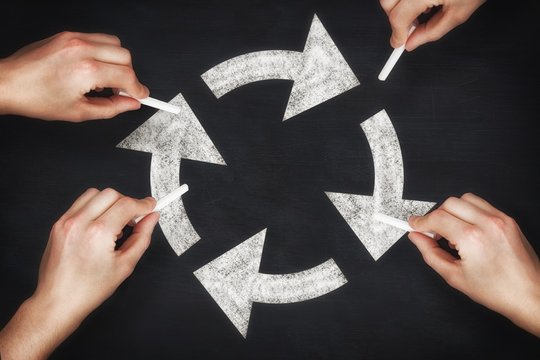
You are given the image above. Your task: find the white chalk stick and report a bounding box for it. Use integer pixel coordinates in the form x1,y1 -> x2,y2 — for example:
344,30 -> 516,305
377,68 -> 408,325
119,91 -> 181,114
373,212 -> 436,239
378,25 -> 417,81
133,184 -> 189,224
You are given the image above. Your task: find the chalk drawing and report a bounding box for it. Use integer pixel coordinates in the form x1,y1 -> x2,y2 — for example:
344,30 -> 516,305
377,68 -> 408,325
326,110 -> 436,260
117,93 -> 226,256
194,229 -> 347,337
201,14 -> 360,121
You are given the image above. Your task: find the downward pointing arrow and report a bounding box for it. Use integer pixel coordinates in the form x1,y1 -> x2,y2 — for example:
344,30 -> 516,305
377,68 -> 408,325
326,110 -> 436,260
201,14 -> 360,121
117,93 -> 226,256
194,229 -> 347,338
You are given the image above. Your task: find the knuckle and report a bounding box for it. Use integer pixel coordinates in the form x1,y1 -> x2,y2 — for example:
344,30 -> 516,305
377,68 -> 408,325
61,216 -> 81,234
461,192 -> 475,201
65,37 -> 88,50
428,209 -> 445,223
89,220 -> 107,236
487,215 -> 508,232
102,187 -> 121,199
57,30 -> 76,41
76,59 -> 100,75
463,224 -> 482,241
441,196 -> 459,209
116,196 -> 136,210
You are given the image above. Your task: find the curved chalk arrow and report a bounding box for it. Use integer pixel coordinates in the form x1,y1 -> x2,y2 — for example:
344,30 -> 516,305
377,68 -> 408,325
326,110 -> 436,260
201,14 -> 360,121
117,93 -> 226,256
194,229 -> 347,338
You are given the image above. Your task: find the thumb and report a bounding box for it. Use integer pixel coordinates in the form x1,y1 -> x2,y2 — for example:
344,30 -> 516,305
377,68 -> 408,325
118,212 -> 159,277
408,232 -> 462,288
78,95 -> 141,121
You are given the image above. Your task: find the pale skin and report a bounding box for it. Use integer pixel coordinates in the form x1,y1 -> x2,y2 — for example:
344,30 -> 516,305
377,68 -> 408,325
380,0 -> 487,50
0,31 -> 158,359
0,189 -> 159,359
0,31 -> 149,121
409,193 -> 540,337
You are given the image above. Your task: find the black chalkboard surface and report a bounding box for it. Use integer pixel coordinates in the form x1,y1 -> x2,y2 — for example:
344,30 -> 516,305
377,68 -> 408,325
1,1 -> 539,359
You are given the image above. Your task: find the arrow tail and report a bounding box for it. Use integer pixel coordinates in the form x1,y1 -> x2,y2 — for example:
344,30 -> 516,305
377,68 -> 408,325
251,259 -> 347,304
202,50 -> 301,98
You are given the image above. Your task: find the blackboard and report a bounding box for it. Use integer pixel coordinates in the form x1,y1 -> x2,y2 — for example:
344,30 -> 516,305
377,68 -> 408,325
1,1 -> 539,359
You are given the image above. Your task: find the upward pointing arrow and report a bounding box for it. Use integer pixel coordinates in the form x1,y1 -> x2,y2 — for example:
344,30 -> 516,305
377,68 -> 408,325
201,14 -> 360,121
326,110 -> 436,260
117,93 -> 226,256
194,229 -> 347,338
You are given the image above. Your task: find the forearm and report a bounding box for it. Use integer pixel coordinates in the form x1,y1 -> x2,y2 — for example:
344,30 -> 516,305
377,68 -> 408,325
0,294 -> 83,360
0,58 -> 13,115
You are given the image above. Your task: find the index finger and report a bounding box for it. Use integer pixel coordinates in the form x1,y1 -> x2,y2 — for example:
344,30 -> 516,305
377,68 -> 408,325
409,208 -> 470,248
89,62 -> 149,99
96,196 -> 156,234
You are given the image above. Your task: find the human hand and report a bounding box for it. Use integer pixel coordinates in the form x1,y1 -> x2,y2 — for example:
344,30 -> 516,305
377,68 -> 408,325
408,193 -> 540,337
379,0 -> 486,51
0,188 -> 159,359
0,31 -> 149,121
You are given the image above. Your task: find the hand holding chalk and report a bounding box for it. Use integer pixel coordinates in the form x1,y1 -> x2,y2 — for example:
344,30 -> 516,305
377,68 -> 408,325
133,184 -> 189,224
119,91 -> 181,114
373,212 -> 436,239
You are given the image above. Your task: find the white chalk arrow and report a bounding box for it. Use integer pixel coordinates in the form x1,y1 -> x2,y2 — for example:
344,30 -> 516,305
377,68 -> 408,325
194,229 -> 347,338
117,93 -> 226,256
201,14 -> 360,121
326,110 -> 436,260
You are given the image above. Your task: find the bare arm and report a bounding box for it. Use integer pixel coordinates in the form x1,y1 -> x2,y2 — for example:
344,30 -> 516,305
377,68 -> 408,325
408,193 -> 540,337
0,188 -> 159,359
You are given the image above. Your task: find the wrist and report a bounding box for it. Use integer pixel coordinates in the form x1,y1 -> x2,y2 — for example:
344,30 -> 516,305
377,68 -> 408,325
0,58 -> 17,116
507,277 -> 540,337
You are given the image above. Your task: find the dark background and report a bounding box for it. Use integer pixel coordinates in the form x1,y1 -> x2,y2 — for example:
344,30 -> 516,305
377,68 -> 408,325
1,1 -> 539,359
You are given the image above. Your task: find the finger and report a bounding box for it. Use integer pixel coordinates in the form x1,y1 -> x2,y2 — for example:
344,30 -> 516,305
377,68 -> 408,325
77,94 -> 141,121
96,196 -> 156,235
460,193 -> 505,217
409,209 -> 470,248
405,7 -> 463,51
64,32 -> 122,46
408,232 -> 462,285
117,212 -> 160,275
61,188 -> 100,218
86,62 -> 149,99
379,0 -> 400,15
87,42 -> 133,66
74,188 -> 124,222
438,196 -> 491,225
389,0 -> 439,47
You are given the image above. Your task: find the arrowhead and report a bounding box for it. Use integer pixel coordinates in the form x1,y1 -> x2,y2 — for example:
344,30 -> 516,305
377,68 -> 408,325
117,93 -> 226,166
326,192 -> 435,260
283,14 -> 360,121
193,229 -> 267,338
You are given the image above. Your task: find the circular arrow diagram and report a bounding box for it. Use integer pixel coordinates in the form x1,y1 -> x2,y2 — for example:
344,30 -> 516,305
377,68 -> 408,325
116,13 -> 436,339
